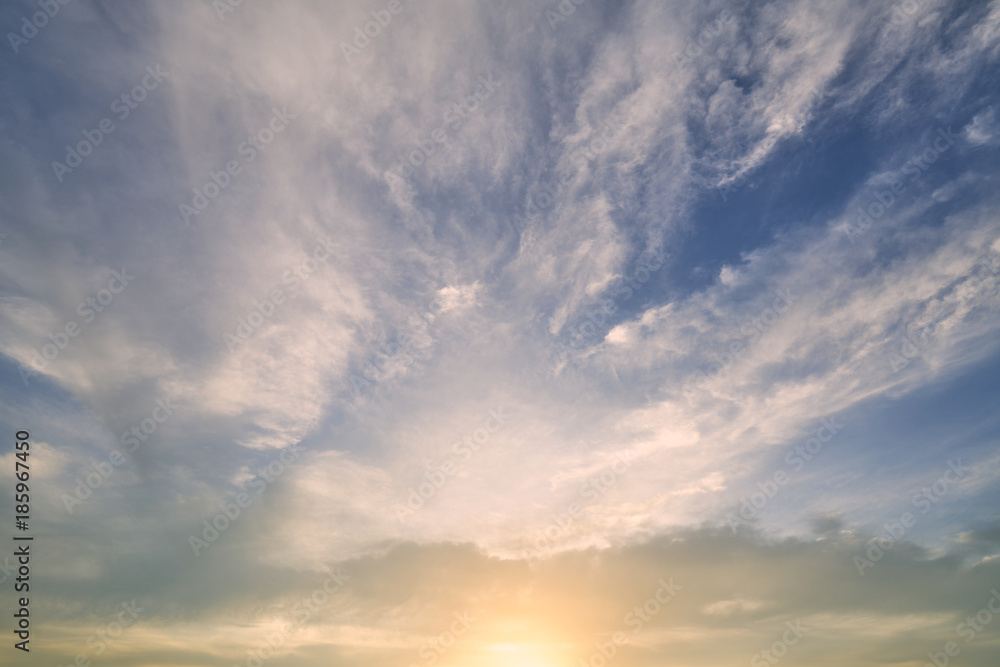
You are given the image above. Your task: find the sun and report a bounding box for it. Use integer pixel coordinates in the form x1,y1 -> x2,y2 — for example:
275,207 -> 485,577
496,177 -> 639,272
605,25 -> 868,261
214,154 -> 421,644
485,642 -> 560,667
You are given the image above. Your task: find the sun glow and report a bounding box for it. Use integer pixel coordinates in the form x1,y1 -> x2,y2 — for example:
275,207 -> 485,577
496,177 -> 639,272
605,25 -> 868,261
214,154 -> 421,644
485,642 -> 561,667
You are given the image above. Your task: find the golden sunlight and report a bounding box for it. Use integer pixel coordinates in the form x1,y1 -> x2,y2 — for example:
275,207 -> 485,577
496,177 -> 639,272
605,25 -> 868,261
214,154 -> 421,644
483,642 -> 565,667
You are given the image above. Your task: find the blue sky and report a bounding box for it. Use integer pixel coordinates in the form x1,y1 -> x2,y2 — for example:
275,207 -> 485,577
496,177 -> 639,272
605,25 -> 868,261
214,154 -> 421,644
1,0 -> 1000,665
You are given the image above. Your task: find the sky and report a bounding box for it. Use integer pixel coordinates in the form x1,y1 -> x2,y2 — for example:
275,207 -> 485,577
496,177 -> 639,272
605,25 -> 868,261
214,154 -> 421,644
1,0 -> 999,665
